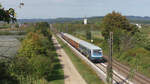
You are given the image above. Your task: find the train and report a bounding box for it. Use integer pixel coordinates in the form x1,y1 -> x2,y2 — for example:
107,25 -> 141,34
61,32 -> 103,62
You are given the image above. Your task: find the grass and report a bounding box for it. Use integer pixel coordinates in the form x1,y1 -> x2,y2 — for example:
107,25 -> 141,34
73,30 -> 150,78
31,55 -> 64,84
0,34 -> 64,84
0,31 -> 26,35
74,30 -> 104,40
49,55 -> 64,84
54,23 -> 150,78
42,36 -> 64,84
55,35 -> 104,84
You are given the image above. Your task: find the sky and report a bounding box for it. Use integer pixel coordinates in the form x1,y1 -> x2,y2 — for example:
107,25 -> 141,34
0,0 -> 150,19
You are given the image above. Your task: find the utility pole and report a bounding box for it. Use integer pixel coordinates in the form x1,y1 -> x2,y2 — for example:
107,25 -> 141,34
107,32 -> 113,84
66,24 -> 67,33
66,24 -> 68,33
65,24 -> 67,33
90,25 -> 93,43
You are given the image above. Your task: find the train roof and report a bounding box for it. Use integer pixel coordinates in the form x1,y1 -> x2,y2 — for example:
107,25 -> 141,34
79,40 -> 102,50
63,33 -> 102,50
63,33 -> 82,43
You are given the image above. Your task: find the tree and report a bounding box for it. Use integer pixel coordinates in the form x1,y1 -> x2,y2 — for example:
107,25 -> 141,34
101,11 -> 138,55
0,4 -> 16,23
35,22 -> 52,41
9,32 -> 54,83
132,31 -> 150,50
101,11 -> 131,40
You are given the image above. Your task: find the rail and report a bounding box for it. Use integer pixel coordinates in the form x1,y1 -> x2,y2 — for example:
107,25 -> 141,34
57,34 -> 134,84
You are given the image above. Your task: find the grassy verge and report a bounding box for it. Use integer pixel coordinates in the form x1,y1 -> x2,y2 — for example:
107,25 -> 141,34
72,31 -> 150,78
49,52 -> 64,84
55,35 -> 104,84
0,31 -> 26,35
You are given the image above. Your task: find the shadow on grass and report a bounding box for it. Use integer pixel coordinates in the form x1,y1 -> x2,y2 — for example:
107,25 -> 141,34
45,58 -> 64,82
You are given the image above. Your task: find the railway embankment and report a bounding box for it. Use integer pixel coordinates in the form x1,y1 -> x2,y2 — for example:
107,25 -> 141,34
55,34 -> 105,84
56,33 -> 150,84
53,36 -> 87,84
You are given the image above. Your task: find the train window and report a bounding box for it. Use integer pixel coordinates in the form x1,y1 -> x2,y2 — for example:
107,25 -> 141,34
93,50 -> 102,56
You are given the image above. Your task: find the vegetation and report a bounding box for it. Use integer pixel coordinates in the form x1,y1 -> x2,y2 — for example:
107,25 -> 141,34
0,4 -> 16,23
53,11 -> 150,78
0,22 -> 64,84
86,30 -> 92,40
55,34 -> 104,84
0,31 -> 26,35
101,11 -> 138,39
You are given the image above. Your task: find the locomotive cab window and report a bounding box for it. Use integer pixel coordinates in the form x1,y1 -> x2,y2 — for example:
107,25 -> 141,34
93,50 -> 102,56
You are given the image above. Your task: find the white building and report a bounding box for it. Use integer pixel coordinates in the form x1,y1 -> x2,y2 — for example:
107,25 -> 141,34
84,17 -> 88,25
136,24 -> 142,28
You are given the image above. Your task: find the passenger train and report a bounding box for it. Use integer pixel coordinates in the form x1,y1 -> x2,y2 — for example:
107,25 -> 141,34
61,32 -> 103,62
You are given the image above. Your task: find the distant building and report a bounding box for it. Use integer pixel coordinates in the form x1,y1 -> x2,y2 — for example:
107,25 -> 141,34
136,24 -> 142,28
84,17 -> 88,25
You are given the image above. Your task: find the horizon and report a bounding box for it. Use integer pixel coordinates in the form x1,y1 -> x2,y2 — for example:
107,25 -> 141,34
17,15 -> 150,19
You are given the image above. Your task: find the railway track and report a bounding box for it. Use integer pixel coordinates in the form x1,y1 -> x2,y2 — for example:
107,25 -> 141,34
57,34 -> 150,84
95,63 -> 130,84
103,56 -> 150,84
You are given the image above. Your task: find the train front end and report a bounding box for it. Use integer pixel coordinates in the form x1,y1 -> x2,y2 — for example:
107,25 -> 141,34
90,49 -> 103,62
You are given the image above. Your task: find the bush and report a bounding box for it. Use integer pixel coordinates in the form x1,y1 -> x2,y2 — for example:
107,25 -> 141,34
7,29 -> 56,83
0,60 -> 19,84
118,48 -> 150,74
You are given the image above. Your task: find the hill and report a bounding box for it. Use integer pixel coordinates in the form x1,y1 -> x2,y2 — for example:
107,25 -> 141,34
18,16 -> 150,24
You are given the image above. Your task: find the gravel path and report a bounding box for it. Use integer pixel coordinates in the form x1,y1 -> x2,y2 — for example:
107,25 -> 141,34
52,36 -> 87,84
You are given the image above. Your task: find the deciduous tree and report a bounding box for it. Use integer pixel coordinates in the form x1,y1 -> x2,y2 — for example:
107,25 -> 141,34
101,11 -> 139,55
0,4 -> 16,23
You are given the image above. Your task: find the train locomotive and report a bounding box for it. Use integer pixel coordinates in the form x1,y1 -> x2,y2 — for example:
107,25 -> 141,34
61,32 -> 103,62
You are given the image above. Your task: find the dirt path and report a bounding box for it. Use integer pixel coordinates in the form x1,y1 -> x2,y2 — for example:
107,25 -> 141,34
52,36 -> 87,84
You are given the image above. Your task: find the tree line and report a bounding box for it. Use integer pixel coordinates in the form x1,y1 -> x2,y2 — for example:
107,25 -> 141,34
53,11 -> 150,78
0,22 -> 61,84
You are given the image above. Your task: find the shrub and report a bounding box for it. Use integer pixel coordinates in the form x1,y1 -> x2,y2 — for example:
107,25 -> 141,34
8,30 -> 56,83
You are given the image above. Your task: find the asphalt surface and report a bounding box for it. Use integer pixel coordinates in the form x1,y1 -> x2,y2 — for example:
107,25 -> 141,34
0,35 -> 21,59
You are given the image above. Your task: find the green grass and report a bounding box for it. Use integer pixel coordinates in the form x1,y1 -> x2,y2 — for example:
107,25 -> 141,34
74,30 -> 103,40
0,31 -> 26,35
55,35 -> 104,84
73,30 -> 150,78
49,55 -> 64,84
53,23 -> 150,78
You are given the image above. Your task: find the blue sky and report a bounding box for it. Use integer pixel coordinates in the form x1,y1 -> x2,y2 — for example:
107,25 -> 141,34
1,0 -> 150,19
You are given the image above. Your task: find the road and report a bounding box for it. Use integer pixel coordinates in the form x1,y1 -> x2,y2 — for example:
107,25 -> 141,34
0,35 -> 21,59
52,36 -> 87,84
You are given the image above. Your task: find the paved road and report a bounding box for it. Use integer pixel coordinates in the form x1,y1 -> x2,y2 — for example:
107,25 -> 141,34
52,36 -> 87,84
0,35 -> 21,59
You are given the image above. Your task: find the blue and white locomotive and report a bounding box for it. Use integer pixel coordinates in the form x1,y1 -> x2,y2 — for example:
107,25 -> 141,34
61,33 -> 103,62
